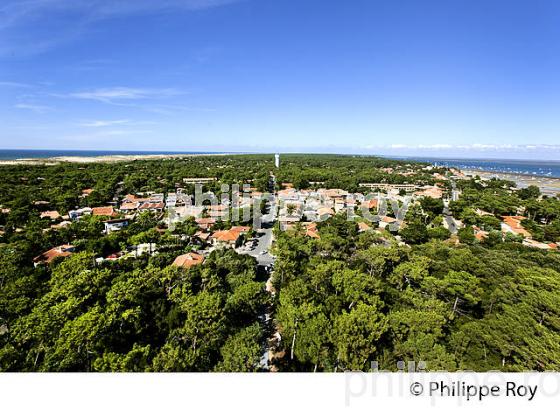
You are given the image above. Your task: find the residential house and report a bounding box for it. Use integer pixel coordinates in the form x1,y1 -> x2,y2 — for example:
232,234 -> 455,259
334,199 -> 346,213
303,222 -> 320,239
358,183 -> 417,192
210,226 -> 250,248
104,219 -> 129,234
173,252 -> 205,268
120,202 -> 139,213
379,215 -> 397,229
207,204 -> 229,219
284,222 -> 320,238
138,202 -> 165,212
358,222 -> 372,233
40,210 -> 61,220
194,230 -> 211,243
473,226 -> 489,241
132,243 -> 158,257
501,216 -> 531,238
277,188 -> 300,202
33,244 -> 75,267
195,217 -> 216,230
51,221 -> 72,230
360,198 -> 379,212
317,207 -> 334,221
68,207 -> 92,220
92,206 -> 118,218
175,206 -> 204,220
522,238 -> 558,250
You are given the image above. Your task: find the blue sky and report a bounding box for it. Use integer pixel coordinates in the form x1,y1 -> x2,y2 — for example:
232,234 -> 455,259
1,0 -> 560,159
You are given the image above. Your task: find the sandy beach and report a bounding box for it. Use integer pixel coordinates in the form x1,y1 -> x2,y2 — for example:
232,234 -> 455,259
463,169 -> 560,195
0,152 -> 230,166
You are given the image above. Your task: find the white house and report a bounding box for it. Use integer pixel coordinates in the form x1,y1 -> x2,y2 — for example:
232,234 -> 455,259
104,219 -> 129,234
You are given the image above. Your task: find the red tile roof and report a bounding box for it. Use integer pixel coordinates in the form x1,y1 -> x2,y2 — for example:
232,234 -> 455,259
120,202 -> 139,211
502,216 -> 531,238
381,216 -> 397,223
173,252 -> 204,268
138,202 -> 164,210
211,229 -> 242,243
92,206 -> 117,217
361,199 -> 378,209
303,222 -> 320,239
33,244 -> 75,265
195,218 -> 216,228
358,222 -> 372,232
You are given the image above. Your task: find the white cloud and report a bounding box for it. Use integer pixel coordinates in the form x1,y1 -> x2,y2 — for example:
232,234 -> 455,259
14,103 -> 53,113
145,104 -> 216,115
58,129 -> 154,143
0,1 -> 240,28
0,0 -> 241,56
79,119 -> 131,127
368,143 -> 560,153
0,80 -> 32,88
66,87 -> 181,104
78,119 -> 157,127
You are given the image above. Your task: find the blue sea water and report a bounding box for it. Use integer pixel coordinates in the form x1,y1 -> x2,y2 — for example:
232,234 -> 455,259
395,157 -> 560,178
0,149 -> 222,160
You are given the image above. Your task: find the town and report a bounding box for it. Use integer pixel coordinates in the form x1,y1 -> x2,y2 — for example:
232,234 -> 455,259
1,154 -> 559,372
15,155 -> 559,270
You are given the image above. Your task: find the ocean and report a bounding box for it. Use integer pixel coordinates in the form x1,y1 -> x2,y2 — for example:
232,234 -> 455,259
393,157 -> 560,178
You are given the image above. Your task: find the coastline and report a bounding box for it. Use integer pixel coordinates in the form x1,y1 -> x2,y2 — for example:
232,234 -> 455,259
2,152 -> 559,196
461,168 -> 560,194
0,152 -> 232,166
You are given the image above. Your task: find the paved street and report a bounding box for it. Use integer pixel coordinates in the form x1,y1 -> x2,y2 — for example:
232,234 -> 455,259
443,206 -> 458,235
248,179 -> 278,370
444,180 -> 460,235
238,197 -> 277,266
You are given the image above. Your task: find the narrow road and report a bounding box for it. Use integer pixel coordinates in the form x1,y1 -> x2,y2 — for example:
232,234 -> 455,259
237,179 -> 277,370
444,179 -> 459,234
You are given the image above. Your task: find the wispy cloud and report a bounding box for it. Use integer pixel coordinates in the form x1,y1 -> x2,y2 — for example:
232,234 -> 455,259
0,80 -> 32,88
14,103 -> 53,113
363,144 -> 560,158
0,0 -> 241,56
67,59 -> 116,71
366,143 -> 560,151
78,119 -> 157,127
145,104 -> 216,115
0,0 -> 240,28
66,87 -> 181,104
58,128 -> 154,143
79,119 -> 131,127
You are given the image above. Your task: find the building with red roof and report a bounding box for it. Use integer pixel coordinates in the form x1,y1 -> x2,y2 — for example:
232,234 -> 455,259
173,252 -> 205,268
33,244 -> 75,266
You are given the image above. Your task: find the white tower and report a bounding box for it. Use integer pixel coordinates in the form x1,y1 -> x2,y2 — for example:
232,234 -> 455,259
274,153 -> 280,168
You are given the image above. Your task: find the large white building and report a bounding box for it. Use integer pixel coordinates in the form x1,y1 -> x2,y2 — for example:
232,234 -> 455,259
275,154 -> 280,168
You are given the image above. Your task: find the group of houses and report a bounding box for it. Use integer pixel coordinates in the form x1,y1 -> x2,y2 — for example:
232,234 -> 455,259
463,211 -> 559,250
274,184 -> 445,231
28,174 -> 560,268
